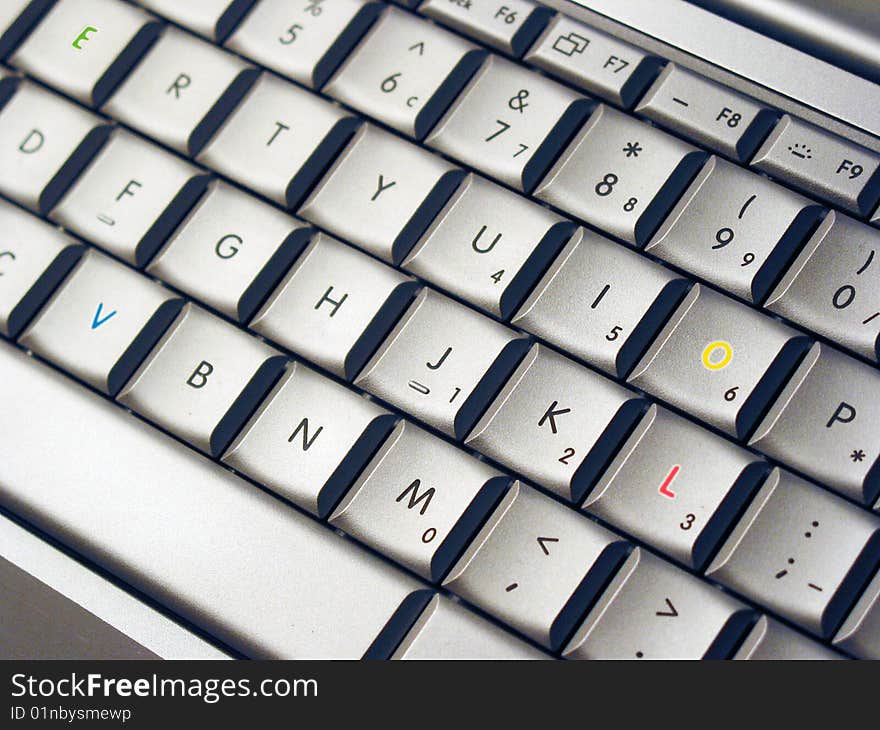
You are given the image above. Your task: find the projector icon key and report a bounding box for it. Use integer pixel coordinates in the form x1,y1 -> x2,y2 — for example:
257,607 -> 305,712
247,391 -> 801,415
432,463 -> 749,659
552,32 -> 590,57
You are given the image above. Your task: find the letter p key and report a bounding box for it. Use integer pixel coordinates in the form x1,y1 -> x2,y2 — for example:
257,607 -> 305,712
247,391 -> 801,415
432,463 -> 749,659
826,401 -> 857,428
72,26 -> 98,50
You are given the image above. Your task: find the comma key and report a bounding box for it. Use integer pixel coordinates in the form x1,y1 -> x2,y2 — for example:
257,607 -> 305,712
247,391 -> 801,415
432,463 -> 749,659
444,481 -> 629,649
750,342 -> 880,505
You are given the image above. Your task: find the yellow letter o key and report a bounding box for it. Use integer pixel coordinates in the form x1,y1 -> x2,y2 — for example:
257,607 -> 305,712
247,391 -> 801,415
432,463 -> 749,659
701,340 -> 733,371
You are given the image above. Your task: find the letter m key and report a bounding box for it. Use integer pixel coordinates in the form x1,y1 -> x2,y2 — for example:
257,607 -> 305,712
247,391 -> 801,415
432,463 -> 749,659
396,479 -> 435,515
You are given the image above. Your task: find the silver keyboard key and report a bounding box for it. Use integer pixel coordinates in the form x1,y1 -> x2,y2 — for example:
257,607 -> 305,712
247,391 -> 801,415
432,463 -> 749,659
707,468 -> 880,638
835,568 -> 880,659
646,156 -> 821,303
104,27 -> 257,155
635,64 -> 776,162
393,594 -> 546,659
51,129 -> 209,267
0,344 -> 424,659
444,480 -> 629,649
148,182 -> 310,323
628,284 -> 809,438
765,211 -> 880,363
355,288 -> 528,438
136,0 -> 254,42
0,1 -> 48,58
751,114 -> 880,216
330,419 -> 507,580
11,0 -> 160,107
0,82 -> 110,213
419,0 -> 551,57
226,0 -> 380,90
467,343 -> 645,503
20,249 -> 180,396
325,6 -> 482,139
734,616 -> 843,660
536,103 -> 705,246
583,404 -> 766,569
525,14 -> 658,108
251,233 -> 417,379
199,73 -> 358,208
565,548 -> 751,660
0,201 -> 81,338
223,361 -> 395,517
427,55 -> 590,192
402,173 -> 573,318
118,303 -> 286,456
749,342 -> 880,505
300,123 -> 462,263
513,227 -> 687,377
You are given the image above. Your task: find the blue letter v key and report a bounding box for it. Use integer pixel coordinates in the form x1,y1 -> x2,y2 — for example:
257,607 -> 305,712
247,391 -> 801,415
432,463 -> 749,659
91,302 -> 118,330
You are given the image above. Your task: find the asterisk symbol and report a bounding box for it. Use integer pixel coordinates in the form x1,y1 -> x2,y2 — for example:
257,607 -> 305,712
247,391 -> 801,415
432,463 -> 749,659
622,141 -> 643,158
851,449 -> 866,462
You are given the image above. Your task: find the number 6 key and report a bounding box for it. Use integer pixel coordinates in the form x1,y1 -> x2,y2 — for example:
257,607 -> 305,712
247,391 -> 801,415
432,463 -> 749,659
628,284 -> 810,438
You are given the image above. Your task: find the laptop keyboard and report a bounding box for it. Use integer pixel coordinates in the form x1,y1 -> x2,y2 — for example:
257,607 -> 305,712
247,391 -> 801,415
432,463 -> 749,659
0,0 -> 879,659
